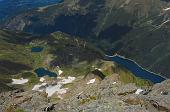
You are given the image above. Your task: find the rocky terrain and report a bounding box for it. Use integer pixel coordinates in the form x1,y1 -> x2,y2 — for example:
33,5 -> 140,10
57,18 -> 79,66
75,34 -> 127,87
0,29 -> 160,112
0,65 -> 169,112
0,0 -> 170,112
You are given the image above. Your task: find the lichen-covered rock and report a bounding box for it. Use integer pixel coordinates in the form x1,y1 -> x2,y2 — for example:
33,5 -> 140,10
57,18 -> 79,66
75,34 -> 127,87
149,79 -> 170,96
124,105 -> 150,112
115,83 -> 138,96
0,75 -> 170,112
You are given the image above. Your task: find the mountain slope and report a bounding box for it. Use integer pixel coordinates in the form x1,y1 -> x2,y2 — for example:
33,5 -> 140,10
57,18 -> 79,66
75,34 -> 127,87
3,0 -> 164,38
112,6 -> 170,78
2,0 -> 170,78
0,29 -> 104,92
0,0 -> 62,21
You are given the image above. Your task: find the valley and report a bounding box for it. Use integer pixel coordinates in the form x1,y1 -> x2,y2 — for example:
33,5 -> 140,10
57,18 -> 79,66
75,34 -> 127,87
0,0 -> 170,112
1,0 -> 170,78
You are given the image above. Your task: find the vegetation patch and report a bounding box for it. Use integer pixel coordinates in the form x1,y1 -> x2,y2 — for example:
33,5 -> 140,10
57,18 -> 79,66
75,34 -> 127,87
80,95 -> 97,105
0,83 -> 12,92
27,73 -> 39,87
16,108 -> 25,112
62,83 -> 73,88
118,67 -> 152,87
16,71 -> 39,87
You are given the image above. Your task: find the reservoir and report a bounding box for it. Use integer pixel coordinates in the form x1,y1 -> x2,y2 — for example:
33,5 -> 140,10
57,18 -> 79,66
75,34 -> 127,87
105,55 -> 166,83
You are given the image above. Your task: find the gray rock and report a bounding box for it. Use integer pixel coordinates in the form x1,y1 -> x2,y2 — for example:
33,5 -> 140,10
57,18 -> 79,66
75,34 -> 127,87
115,83 -> 138,96
124,105 -> 149,112
149,79 -> 170,96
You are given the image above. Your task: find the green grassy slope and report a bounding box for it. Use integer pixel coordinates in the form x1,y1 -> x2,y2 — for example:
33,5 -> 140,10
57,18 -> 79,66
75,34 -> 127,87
0,30 -> 104,91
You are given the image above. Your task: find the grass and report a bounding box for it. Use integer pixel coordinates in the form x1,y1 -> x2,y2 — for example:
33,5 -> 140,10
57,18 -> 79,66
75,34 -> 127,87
118,67 -> 152,87
0,42 -> 32,66
102,69 -> 111,76
62,83 -> 73,88
0,83 -> 12,92
0,30 -> 52,91
0,28 -> 154,93
80,96 -> 97,105
24,72 -> 39,87
16,108 -> 25,112
15,71 -> 39,88
4,105 -> 15,112
61,61 -> 92,77
0,31 -> 50,70
0,77 -> 12,83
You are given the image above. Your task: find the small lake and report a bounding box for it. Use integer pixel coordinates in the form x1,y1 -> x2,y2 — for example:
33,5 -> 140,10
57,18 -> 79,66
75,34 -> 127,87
105,55 -> 166,83
31,47 -> 44,52
34,68 -> 57,77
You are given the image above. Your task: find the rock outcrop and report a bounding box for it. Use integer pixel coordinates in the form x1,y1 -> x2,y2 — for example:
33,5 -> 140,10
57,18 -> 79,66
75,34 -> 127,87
0,72 -> 170,112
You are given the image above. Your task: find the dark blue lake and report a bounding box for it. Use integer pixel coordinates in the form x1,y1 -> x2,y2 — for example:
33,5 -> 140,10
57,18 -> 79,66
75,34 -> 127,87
31,47 -> 43,52
105,55 -> 166,83
34,68 -> 57,77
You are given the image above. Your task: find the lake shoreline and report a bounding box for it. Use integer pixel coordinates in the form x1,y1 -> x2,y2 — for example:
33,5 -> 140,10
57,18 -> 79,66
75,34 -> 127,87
105,54 -> 167,83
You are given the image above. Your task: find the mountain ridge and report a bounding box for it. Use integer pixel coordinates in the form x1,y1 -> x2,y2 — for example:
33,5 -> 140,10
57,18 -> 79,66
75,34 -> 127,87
0,1 -> 170,111
2,0 -> 170,78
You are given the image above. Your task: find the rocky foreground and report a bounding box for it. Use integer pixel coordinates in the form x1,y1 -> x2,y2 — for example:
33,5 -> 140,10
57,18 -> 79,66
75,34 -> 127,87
0,68 -> 170,112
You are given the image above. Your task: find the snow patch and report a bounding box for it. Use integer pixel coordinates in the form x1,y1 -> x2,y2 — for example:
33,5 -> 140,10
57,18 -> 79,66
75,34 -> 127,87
95,68 -> 102,71
40,77 -> 45,82
87,79 -> 96,84
60,76 -> 76,84
112,82 -> 117,85
135,89 -> 144,95
57,77 -> 65,79
57,88 -> 68,94
32,83 -> 47,92
163,7 -> 170,11
32,76 -> 76,97
46,85 -> 61,97
12,78 -> 28,85
58,70 -> 63,75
